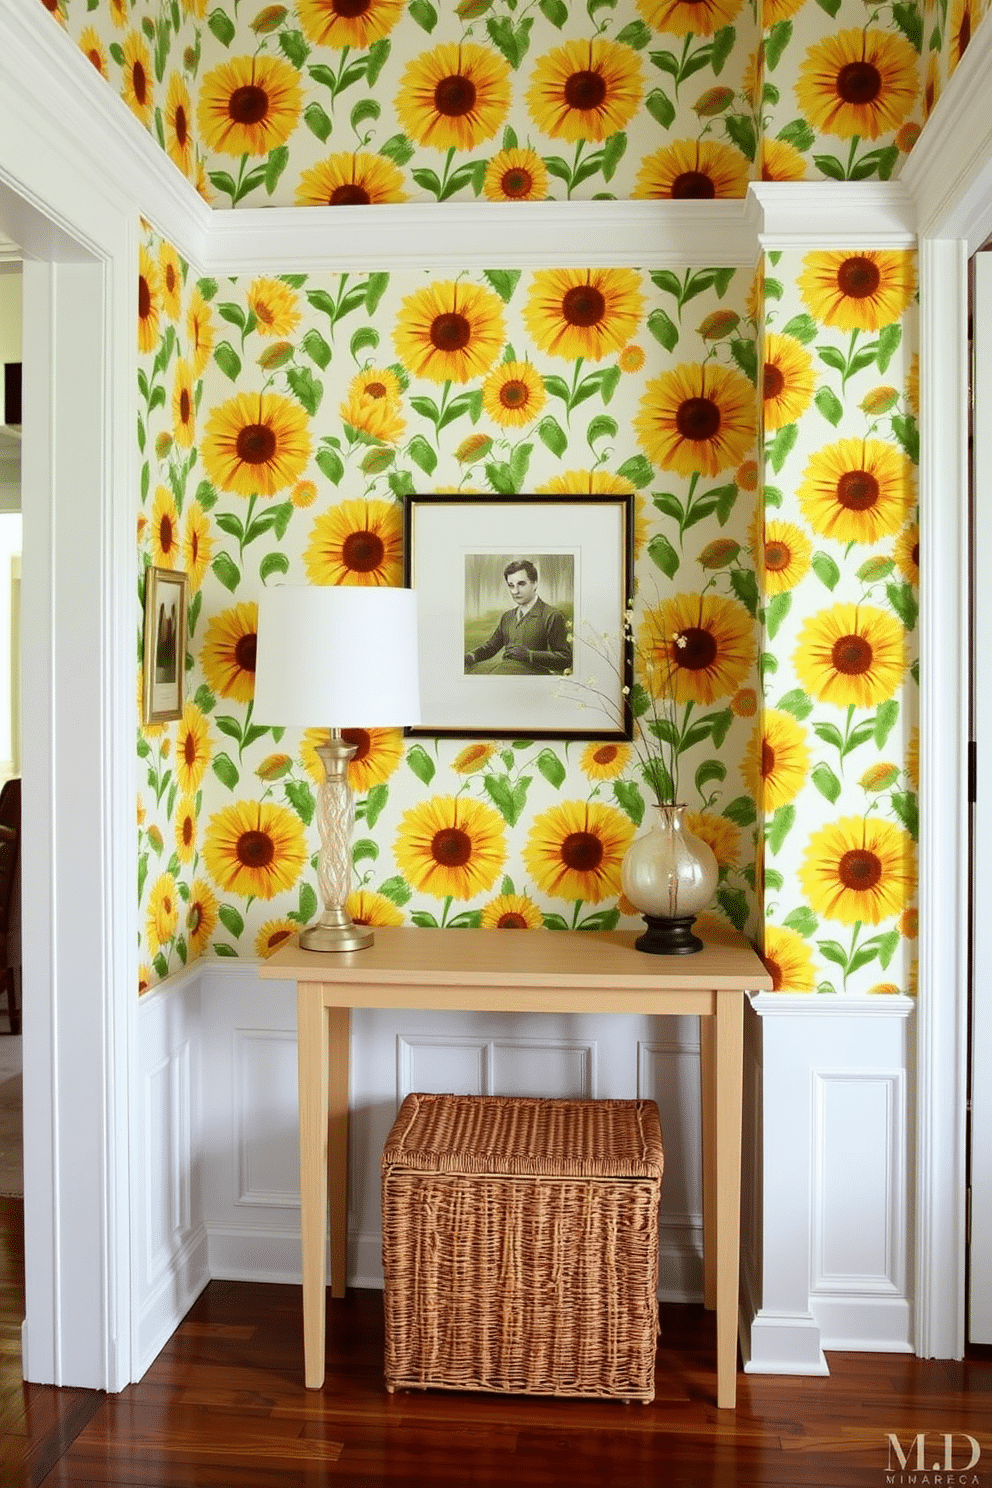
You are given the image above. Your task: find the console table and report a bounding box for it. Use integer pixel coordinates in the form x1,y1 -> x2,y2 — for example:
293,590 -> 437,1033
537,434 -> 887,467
259,924 -> 772,1409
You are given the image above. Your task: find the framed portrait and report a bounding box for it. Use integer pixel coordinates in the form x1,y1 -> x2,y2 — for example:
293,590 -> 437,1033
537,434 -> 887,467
404,493 -> 633,740
142,566 -> 189,725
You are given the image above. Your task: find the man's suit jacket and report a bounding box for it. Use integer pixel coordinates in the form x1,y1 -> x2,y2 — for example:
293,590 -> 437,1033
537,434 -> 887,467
466,596 -> 571,675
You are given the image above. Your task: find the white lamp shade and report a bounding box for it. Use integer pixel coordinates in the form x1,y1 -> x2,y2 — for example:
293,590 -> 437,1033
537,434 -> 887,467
254,585 -> 421,729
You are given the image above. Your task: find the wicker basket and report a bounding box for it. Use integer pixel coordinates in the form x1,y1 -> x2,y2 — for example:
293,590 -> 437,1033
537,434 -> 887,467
381,1093 -> 664,1403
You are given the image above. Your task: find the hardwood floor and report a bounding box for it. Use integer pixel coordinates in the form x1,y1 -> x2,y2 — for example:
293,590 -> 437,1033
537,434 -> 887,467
3,1192 -> 992,1486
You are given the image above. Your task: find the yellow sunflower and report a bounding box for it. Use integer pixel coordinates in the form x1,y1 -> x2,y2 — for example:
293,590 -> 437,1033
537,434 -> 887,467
394,279 -> 506,384
763,520 -> 812,594
797,250 -> 916,332
483,148 -> 549,202
742,709 -> 810,811
900,905 -> 918,939
799,815 -> 915,925
201,392 -> 312,498
480,894 -> 545,930
175,702 -> 212,794
394,795 -> 507,901
523,799 -> 634,904
138,964 -> 153,996
297,0 -> 405,48
348,889 -> 405,928
109,0 -> 127,26
762,924 -> 817,992
158,246 -> 182,325
796,28 -> 918,141
294,152 -> 409,206
164,72 -> 194,178
482,361 -> 547,429
301,726 -> 404,793
638,592 -> 756,706
536,469 -> 636,497
255,917 -> 298,957
303,498 -> 404,587
637,0 -> 746,36
632,139 -> 750,199
452,742 -> 498,774
349,367 -> 403,407
923,49 -> 941,121
172,359 -> 196,448
200,602 -> 258,704
523,268 -> 644,363
685,810 -> 740,868
526,38 -> 643,144
149,486 -> 181,569
950,0 -> 977,68
247,278 -> 300,339
340,389 -> 406,445
79,26 -> 108,75
186,879 -> 219,959
146,873 -> 179,956
798,438 -> 915,544
760,137 -> 808,182
620,344 -> 645,373
763,333 -> 816,432
581,741 -> 634,781
395,43 -> 512,152
183,502 -> 212,592
197,54 -> 302,157
138,245 -> 160,355
634,362 -> 755,478
203,799 -> 308,900
793,603 -> 907,708
174,795 -> 197,865
292,480 -> 318,509
187,286 -> 215,378
907,351 -> 919,415
732,687 -> 758,717
895,521 -> 919,583
121,31 -> 154,127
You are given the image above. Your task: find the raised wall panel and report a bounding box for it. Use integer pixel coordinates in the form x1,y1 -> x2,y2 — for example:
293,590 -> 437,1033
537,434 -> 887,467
234,1029 -> 300,1208
143,1045 -> 191,1279
396,1034 -> 488,1099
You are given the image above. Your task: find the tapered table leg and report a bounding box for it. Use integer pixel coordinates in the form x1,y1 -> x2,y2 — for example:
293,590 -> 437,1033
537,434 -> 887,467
297,988 -> 328,1389
699,1013 -> 716,1312
327,1005 -> 350,1300
714,990 -> 744,1410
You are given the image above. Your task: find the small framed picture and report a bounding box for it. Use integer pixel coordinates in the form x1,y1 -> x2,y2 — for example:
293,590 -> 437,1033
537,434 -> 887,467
142,566 -> 189,725
404,493 -> 634,740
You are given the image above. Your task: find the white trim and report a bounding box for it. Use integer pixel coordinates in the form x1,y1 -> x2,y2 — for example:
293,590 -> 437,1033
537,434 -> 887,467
749,182 -> 917,248
749,994 -> 915,1019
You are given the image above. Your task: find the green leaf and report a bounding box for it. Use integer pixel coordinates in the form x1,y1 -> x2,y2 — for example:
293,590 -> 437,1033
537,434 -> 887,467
645,87 -> 676,129
211,552 -> 241,593
285,779 -> 315,826
287,366 -> 323,416
783,906 -> 818,937
539,0 -> 568,23
280,28 -> 309,65
891,414 -> 919,464
647,306 -> 679,352
409,434 -> 438,476
723,795 -> 757,826
212,752 -> 240,790
303,100 -> 333,142
537,414 -> 568,458
486,13 -> 533,67
874,698 -> 899,747
812,551 -> 841,590
892,790 -> 919,839
768,422 -> 799,474
587,414 -> 618,449
350,97 -> 381,132
766,591 -> 791,640
213,341 -> 241,381
886,580 -> 918,631
730,568 -> 759,617
717,886 -> 749,933
302,327 -> 332,370
364,783 -> 389,828
647,532 -> 680,579
725,114 -> 757,162
613,779 -> 645,826
379,875 -> 412,907
768,804 -> 795,854
616,454 -> 654,489
316,444 -> 344,485
812,720 -> 844,749
818,939 -> 850,969
777,687 -> 813,720
352,838 -> 379,864
217,903 -> 244,938
848,942 -> 883,976
777,119 -> 815,152
815,385 -> 844,426
695,758 -> 727,791
409,0 -> 437,28
298,881 -> 318,924
207,7 -> 235,44
812,761 -> 842,803
536,748 -> 566,789
411,911 -> 439,928
782,314 -> 818,346
406,744 -> 435,785
380,133 -> 415,167
765,18 -> 793,69
484,773 -> 530,826
893,0 -> 923,48
813,152 -> 846,180
483,269 -> 521,302
265,145 -> 289,194
365,273 -> 390,314
877,323 -> 903,372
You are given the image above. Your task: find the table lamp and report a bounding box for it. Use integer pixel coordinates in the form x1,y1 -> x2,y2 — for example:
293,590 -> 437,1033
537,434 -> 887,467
254,585 -> 421,952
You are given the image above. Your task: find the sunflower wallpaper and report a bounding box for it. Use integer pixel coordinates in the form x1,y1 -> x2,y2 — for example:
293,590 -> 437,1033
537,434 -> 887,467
42,0 -> 990,202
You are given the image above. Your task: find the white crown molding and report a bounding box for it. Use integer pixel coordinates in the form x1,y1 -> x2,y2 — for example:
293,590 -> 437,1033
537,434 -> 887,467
749,993 -> 915,1018
748,182 -> 917,249
901,11 -> 992,250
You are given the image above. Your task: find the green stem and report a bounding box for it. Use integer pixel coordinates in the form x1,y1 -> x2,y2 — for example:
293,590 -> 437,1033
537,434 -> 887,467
679,471 -> 701,544
841,328 -> 860,392
570,899 -> 584,930
437,147 -> 456,200
439,894 -> 453,929
238,700 -> 254,762
565,356 -> 585,421
240,493 -> 257,560
845,134 -> 861,181
843,919 -> 862,992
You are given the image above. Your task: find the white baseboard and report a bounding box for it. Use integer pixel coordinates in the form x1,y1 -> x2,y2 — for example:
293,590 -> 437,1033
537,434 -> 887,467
207,1222 -> 307,1285
813,1294 -> 914,1353
742,1309 -> 829,1376
135,1222 -> 210,1381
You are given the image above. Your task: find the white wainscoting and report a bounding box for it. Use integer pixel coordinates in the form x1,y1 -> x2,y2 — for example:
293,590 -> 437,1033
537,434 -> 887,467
132,961 -> 915,1382
741,993 -> 915,1377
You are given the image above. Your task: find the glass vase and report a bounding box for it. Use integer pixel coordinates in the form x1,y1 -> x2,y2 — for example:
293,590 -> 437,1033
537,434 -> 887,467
621,803 -> 718,955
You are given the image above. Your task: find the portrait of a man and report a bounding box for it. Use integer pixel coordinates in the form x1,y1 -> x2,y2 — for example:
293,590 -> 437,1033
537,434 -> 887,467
463,556 -> 573,676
